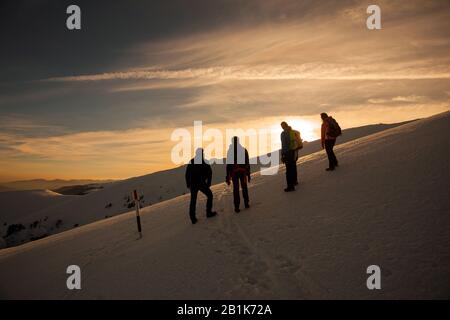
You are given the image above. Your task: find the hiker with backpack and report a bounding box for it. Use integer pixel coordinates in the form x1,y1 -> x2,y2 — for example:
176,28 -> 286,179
321,113 -> 341,171
226,136 -> 251,213
280,122 -> 303,192
185,148 -> 217,224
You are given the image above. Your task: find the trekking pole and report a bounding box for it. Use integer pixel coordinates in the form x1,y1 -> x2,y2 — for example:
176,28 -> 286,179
133,189 -> 142,239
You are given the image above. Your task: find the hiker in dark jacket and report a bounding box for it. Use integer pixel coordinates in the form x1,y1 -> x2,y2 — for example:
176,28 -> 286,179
185,148 -> 217,224
226,137 -> 251,213
280,122 -> 298,192
321,113 -> 339,171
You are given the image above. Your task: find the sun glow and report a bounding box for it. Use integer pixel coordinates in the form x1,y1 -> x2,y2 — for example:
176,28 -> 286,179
286,118 -> 320,142
269,117 -> 321,143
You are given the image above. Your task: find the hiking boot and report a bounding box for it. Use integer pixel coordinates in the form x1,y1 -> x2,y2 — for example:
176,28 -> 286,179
206,211 -> 217,218
234,208 -> 240,213
284,187 -> 295,192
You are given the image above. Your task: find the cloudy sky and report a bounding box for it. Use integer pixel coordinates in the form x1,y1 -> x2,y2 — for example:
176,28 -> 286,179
0,0 -> 449,182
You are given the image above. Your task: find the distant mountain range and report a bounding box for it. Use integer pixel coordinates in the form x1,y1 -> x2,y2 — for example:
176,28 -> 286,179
0,179 -> 116,192
1,121 -> 415,194
0,186 -> 13,192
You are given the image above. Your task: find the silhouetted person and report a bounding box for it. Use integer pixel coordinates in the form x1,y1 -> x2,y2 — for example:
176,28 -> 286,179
226,137 -> 251,213
321,113 -> 340,171
185,148 -> 217,224
280,122 -> 298,192
289,125 -> 302,185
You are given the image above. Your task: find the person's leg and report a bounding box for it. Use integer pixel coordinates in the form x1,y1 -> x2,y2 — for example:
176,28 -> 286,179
286,151 -> 296,189
324,140 -> 331,167
240,173 -> 249,207
232,175 -> 240,210
293,153 -> 298,184
189,188 -> 199,222
285,161 -> 291,187
325,140 -> 335,170
330,139 -> 338,167
199,185 -> 214,214
289,162 -> 296,187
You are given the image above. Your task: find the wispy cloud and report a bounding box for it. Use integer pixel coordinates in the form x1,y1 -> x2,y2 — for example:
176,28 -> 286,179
0,114 -> 67,137
368,95 -> 428,104
391,95 -> 426,103
45,63 -> 450,84
10,128 -> 169,162
43,2 -> 450,87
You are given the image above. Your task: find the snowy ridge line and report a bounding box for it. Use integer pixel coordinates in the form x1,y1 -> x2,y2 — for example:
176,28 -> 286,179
0,119 -> 424,253
1,120 -> 421,249
0,111 -> 449,299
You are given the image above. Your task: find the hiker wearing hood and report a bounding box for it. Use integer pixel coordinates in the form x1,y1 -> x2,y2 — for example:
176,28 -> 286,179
226,137 -> 251,213
185,148 -> 217,224
321,113 -> 341,171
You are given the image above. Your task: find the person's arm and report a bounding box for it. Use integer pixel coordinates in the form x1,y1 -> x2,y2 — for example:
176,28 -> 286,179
245,149 -> 251,181
185,163 -> 191,188
281,132 -> 289,155
225,147 -> 232,184
226,164 -> 232,185
321,123 -> 326,149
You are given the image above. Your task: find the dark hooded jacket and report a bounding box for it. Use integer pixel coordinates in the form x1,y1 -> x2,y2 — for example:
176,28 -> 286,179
185,156 -> 212,189
226,141 -> 250,179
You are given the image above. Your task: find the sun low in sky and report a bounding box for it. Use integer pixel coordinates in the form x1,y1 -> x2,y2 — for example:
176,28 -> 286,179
0,0 -> 449,182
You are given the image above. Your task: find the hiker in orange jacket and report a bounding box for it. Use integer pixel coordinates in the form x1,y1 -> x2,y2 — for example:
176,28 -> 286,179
321,113 -> 339,171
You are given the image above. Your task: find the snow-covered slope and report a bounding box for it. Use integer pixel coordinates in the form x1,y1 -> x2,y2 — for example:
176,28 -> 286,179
0,189 -> 72,223
0,112 -> 449,299
0,121 -> 411,248
0,190 -> 75,245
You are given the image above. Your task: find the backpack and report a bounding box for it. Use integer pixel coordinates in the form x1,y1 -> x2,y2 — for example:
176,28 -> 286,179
229,145 -> 249,175
289,129 -> 303,150
327,117 -> 342,138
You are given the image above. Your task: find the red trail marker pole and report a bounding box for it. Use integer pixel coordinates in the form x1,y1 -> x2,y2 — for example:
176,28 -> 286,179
133,190 -> 142,239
